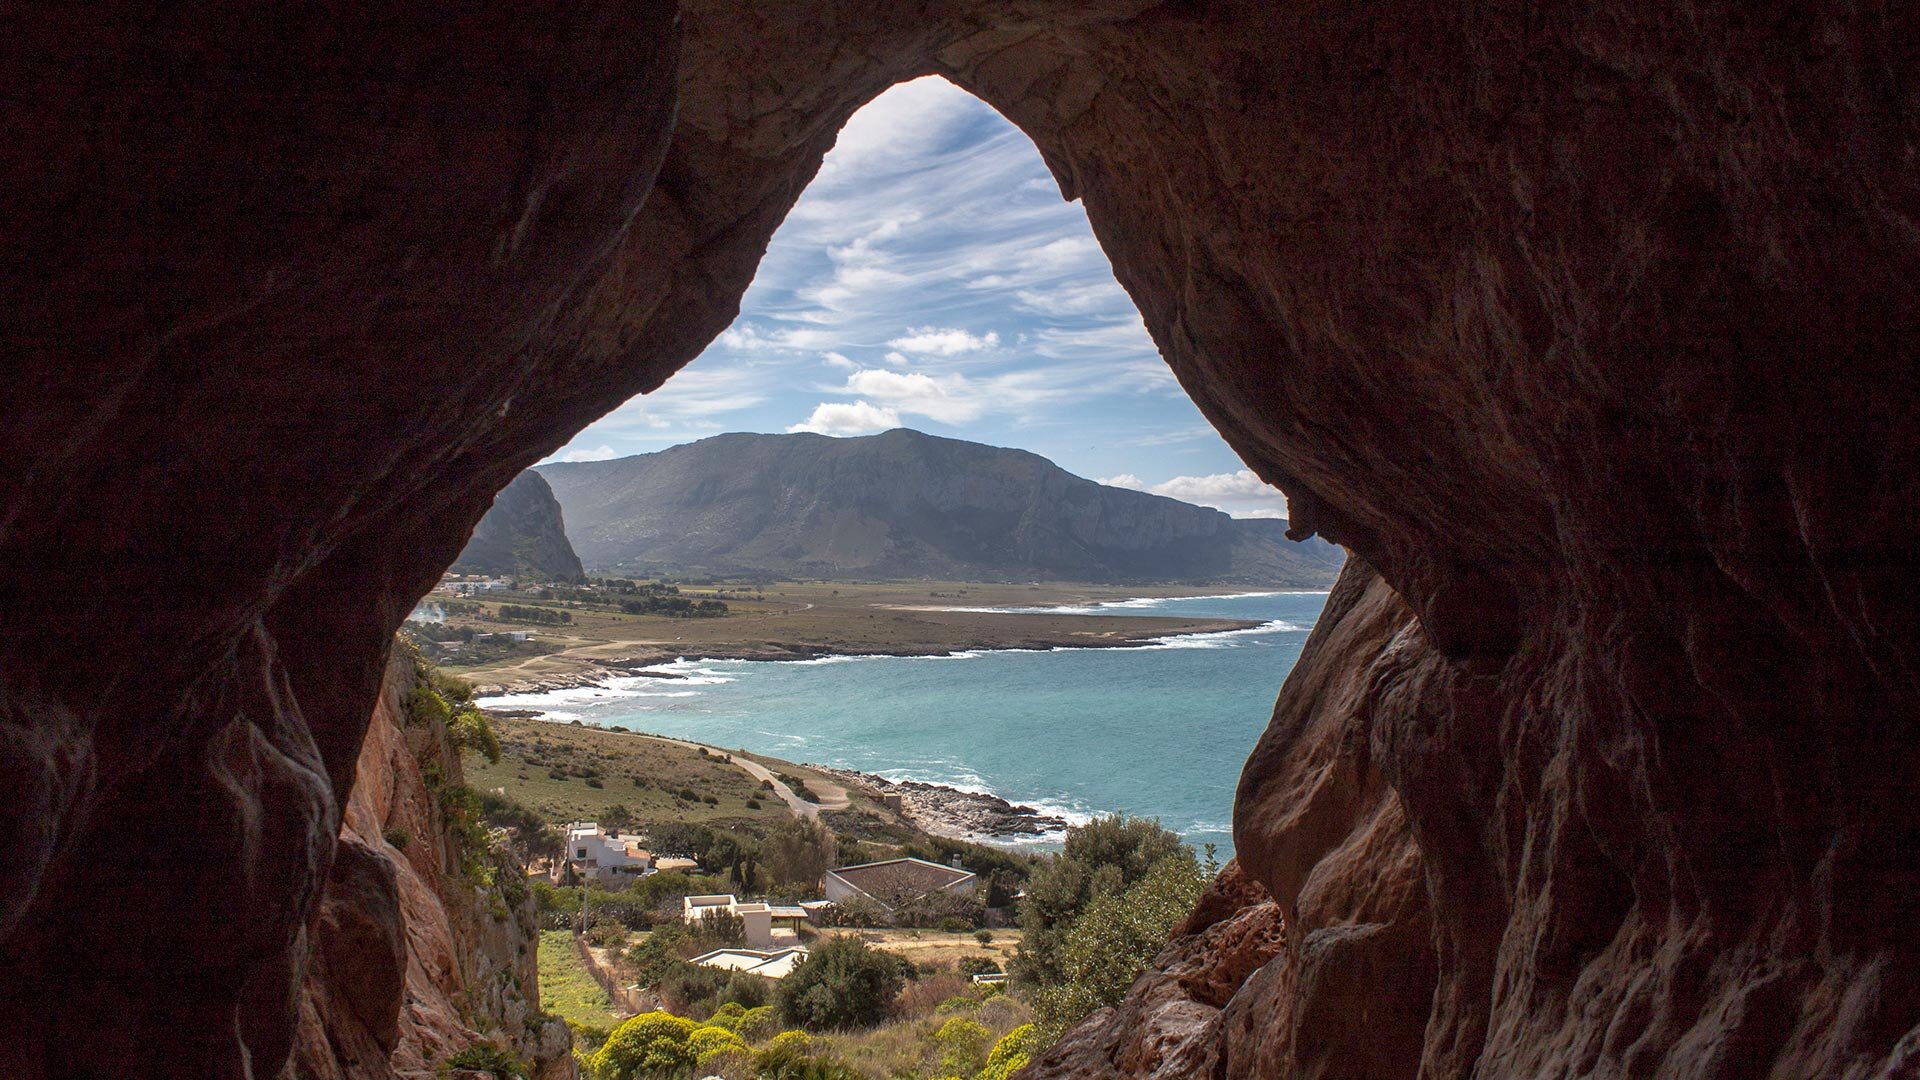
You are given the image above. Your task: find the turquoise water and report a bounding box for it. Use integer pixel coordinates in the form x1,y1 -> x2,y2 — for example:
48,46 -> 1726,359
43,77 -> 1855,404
479,591 -> 1328,859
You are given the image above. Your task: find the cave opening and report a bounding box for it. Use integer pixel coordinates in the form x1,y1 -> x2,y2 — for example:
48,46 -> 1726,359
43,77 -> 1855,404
7,4 -> 1918,1079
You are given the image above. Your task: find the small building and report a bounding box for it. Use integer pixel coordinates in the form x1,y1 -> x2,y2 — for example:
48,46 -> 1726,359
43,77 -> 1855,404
564,822 -> 651,883
971,972 -> 1010,986
684,895 -> 807,949
688,947 -> 810,980
822,857 -> 978,912
653,855 -> 701,873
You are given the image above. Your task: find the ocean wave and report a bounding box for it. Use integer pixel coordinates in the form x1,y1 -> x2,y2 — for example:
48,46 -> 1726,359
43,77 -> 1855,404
1138,618 -> 1309,649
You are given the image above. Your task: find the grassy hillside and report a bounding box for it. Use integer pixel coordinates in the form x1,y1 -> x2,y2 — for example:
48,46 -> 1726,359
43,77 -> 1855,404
465,717 -> 796,831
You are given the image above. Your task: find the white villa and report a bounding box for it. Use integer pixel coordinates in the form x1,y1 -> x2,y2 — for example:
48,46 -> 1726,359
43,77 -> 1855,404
822,857 -> 978,912
563,822 -> 651,883
683,894 -> 807,950
688,946 -> 810,979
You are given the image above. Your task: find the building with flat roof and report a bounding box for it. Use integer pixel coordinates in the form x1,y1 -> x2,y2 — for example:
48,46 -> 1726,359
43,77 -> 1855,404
688,947 -> 810,980
822,857 -> 978,912
563,822 -> 651,883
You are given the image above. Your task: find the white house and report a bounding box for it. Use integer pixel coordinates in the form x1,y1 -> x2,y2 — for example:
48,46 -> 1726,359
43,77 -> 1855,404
822,857 -> 977,912
682,895 -> 806,950
688,946 -> 810,980
564,822 -> 651,882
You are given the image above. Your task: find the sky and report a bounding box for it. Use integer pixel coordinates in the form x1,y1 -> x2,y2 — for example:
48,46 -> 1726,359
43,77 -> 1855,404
548,76 -> 1290,520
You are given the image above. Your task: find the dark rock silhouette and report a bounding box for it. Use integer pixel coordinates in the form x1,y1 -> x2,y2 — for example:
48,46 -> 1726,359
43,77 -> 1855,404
453,470 -> 586,582
3,2 -> 1917,1078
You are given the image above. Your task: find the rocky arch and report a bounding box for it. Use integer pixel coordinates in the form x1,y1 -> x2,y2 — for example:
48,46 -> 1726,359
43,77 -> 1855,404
4,2 -> 1917,1078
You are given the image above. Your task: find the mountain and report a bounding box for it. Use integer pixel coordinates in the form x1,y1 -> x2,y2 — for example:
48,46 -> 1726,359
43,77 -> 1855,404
536,430 -> 1345,585
452,470 -> 585,580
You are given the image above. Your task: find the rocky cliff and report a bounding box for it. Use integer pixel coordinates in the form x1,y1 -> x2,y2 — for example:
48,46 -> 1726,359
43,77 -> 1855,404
539,430 -> 1343,585
291,647 -> 574,1080
453,471 -> 586,582
4,2 -> 1917,1078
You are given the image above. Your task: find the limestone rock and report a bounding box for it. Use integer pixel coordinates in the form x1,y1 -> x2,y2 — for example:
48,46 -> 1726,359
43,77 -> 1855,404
3,1 -> 1918,1077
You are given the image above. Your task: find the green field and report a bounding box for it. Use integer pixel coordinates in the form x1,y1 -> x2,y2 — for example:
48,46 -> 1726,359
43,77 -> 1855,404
538,930 -> 622,1030
465,718 -> 798,831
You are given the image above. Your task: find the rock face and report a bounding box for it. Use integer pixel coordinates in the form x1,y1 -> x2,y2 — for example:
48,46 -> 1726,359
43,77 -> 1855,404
3,2 -> 1917,1079
291,649 -> 573,1080
539,429 -> 1344,585
453,471 -> 587,582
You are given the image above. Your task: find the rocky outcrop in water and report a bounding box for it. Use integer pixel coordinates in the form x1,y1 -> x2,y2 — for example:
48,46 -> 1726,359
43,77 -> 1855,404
453,471 -> 586,582
539,430 -> 1343,585
816,767 -> 1072,841
4,2 -> 1917,1078
292,649 -> 574,1080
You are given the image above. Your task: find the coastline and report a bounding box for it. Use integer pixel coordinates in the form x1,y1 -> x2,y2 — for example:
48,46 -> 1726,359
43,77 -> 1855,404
463,616 -> 1263,695
812,765 -> 1076,844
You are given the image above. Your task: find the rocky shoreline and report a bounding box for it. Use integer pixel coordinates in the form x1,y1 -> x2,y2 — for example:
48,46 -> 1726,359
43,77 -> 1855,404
813,766 -> 1073,843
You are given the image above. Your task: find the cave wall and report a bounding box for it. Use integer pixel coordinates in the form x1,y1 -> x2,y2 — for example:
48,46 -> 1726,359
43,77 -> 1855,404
3,1 -> 1916,1077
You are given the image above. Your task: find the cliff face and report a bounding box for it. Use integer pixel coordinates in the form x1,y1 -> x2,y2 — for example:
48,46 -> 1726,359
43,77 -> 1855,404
539,430 -> 1343,584
453,471 -> 586,582
3,2 -> 1917,1078
291,649 -> 573,1080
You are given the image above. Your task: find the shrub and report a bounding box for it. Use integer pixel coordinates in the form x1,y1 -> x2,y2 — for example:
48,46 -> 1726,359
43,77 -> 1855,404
978,1024 -> 1042,1080
438,1043 -> 528,1079
745,799 -> 762,810
591,1011 -> 698,1079
933,1016 -> 991,1075
777,936 -> 906,1031
448,706 -> 502,764
958,957 -> 1002,979
706,1001 -> 748,1029
974,930 -> 994,946
585,923 -> 626,949
586,777 -> 604,789
736,1004 -> 781,1043
1032,855 -> 1208,1037
695,1045 -> 754,1079
934,993 -> 980,1016
938,916 -> 973,933
755,1030 -> 814,1074
893,974 -> 972,1021
382,826 -> 411,851
687,1025 -> 747,1060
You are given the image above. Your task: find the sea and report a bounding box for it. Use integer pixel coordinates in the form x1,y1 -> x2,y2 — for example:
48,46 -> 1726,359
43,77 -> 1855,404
476,591 -> 1329,860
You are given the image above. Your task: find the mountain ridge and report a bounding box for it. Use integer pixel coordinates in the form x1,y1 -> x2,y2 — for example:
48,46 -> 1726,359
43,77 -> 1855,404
536,429 -> 1344,586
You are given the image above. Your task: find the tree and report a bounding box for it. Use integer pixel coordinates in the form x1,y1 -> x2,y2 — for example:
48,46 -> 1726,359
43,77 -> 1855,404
1013,814 -> 1189,989
776,936 -> 906,1031
764,816 -> 834,889
1032,855 -> 1210,1037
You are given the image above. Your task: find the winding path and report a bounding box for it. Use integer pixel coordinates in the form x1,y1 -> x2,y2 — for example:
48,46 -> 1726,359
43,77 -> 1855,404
621,731 -> 849,820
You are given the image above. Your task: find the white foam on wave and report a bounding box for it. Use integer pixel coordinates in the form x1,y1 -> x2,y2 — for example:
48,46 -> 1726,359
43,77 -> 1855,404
1137,618 -> 1309,649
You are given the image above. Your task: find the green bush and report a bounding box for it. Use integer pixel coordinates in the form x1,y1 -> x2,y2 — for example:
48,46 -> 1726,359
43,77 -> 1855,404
448,705 -> 502,763
974,930 -> 994,946
754,1030 -> 814,1075
776,936 -> 905,1031
978,1024 -> 1042,1080
736,1004 -> 781,1043
1032,855 -> 1208,1037
687,1025 -> 747,1059
438,1043 -> 528,1079
382,826 -> 412,851
933,1016 -> 991,1075
591,1011 -> 698,1079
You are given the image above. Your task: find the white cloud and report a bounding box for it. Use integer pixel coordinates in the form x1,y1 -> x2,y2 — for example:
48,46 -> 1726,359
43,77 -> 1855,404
718,324 -> 842,352
844,369 -> 985,423
1099,474 -> 1144,489
558,444 -> 619,462
788,401 -> 902,436
1147,469 -> 1291,518
822,351 -> 856,369
887,326 -> 1000,356
884,351 -> 910,366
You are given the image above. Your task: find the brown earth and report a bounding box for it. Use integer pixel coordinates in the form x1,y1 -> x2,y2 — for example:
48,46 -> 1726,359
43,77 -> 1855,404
3,2 -> 1917,1079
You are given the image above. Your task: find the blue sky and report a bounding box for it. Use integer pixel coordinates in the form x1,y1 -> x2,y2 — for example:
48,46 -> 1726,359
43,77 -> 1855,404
549,77 -> 1289,519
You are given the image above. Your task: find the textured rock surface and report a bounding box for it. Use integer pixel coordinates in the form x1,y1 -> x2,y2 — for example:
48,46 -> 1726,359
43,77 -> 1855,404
291,652 -> 573,1080
453,471 -> 587,582
3,1 -> 1917,1078
540,429 -> 1344,584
